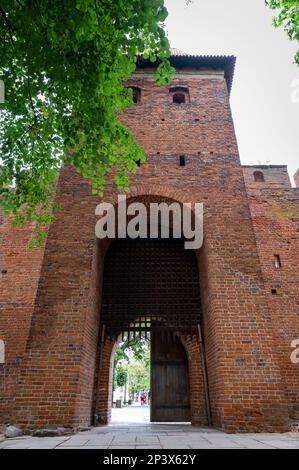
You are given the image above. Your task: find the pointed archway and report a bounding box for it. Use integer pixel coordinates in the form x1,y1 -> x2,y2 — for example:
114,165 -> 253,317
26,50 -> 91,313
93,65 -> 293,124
93,235 -> 209,426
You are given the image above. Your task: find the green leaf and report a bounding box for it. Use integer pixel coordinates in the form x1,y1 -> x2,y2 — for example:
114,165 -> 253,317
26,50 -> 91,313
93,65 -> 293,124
0,0 -> 172,247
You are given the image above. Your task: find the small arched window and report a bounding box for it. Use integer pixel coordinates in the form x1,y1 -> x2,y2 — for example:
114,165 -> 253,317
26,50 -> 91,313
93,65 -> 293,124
253,171 -> 265,182
173,93 -> 186,104
127,86 -> 141,104
170,86 -> 190,104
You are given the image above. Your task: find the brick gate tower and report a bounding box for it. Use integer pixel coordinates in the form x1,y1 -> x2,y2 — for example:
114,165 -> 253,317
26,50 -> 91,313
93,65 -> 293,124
0,51 -> 298,432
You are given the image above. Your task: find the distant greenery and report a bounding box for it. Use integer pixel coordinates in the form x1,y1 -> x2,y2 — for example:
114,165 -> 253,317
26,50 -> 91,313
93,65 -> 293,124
128,358 -> 150,396
113,335 -> 150,396
266,0 -> 299,65
0,1 -> 174,248
114,364 -> 127,388
114,334 -> 150,365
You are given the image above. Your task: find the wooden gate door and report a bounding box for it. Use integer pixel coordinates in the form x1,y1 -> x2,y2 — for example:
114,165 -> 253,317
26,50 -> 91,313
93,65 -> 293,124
151,331 -> 190,422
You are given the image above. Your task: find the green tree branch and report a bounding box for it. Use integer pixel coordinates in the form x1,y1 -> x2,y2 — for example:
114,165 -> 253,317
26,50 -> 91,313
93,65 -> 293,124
266,0 -> 299,65
0,0 -> 174,248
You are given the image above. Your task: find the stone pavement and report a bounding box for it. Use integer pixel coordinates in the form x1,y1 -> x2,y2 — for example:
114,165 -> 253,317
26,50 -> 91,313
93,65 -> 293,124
111,404 -> 150,423
0,424 -> 299,449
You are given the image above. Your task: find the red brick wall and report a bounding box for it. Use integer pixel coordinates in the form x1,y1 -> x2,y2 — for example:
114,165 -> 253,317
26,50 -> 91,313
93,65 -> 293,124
180,334 -> 208,426
94,335 -> 116,425
1,67 -> 295,432
0,215 -> 48,423
243,165 -> 299,420
11,173 -> 102,429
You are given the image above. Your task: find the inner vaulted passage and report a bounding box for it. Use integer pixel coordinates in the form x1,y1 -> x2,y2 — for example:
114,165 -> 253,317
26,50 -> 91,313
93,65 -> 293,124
93,237 -> 209,425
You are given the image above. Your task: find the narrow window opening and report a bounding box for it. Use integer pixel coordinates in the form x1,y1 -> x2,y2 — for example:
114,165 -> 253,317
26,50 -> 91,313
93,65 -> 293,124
127,86 -> 141,104
253,171 -> 265,182
170,86 -> 190,104
173,93 -> 186,104
133,88 -> 141,104
271,289 -> 277,295
274,255 -> 281,269
180,155 -> 186,167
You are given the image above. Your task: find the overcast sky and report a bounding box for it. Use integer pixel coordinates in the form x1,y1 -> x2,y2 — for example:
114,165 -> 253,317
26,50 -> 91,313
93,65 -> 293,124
164,0 -> 299,184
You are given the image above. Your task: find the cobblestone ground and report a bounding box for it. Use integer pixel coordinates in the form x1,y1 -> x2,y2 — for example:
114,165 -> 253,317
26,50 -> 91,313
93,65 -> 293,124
1,423 -> 299,449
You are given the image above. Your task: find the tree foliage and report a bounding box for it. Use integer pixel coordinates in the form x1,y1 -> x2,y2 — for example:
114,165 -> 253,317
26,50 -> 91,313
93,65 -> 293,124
114,334 -> 150,366
114,364 -> 127,388
128,359 -> 150,396
266,0 -> 299,65
0,1 -> 174,247
113,335 -> 150,394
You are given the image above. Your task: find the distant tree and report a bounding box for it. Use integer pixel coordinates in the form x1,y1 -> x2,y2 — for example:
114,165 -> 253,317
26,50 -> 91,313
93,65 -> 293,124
266,0 -> 299,65
114,364 -> 127,388
113,335 -> 150,395
128,360 -> 150,397
0,1 -> 174,247
114,335 -> 150,366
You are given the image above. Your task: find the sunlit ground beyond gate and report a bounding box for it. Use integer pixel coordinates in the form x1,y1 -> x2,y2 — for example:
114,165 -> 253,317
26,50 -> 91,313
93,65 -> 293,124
112,404 -> 150,423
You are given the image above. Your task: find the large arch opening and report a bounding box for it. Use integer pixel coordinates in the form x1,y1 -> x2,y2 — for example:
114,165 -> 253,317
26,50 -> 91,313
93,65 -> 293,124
92,202 -> 209,426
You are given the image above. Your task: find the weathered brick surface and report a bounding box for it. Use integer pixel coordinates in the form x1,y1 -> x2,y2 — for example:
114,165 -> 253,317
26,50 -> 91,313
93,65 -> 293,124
0,61 -> 298,432
0,216 -> 48,422
243,165 -> 299,420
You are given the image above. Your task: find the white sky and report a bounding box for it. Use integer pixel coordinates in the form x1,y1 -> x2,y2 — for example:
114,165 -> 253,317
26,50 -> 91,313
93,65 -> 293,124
165,0 -> 299,184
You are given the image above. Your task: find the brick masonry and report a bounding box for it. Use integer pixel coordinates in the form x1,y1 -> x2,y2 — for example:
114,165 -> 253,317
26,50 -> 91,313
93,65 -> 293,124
242,165 -> 299,421
0,56 -> 298,432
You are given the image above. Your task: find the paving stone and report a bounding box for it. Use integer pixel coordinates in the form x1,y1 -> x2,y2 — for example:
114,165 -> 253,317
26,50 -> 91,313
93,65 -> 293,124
188,443 -> 214,449
135,436 -> 159,444
87,437 -> 117,446
257,441 -> 299,449
58,437 -> 90,447
3,445 -> 32,449
0,438 -> 33,448
1,425 -> 299,449
57,446 -> 109,449
158,439 -> 192,449
161,444 -> 191,449
26,443 -> 62,449
203,437 -> 245,447
135,445 -> 163,449
110,436 -> 137,445
108,445 -> 136,449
